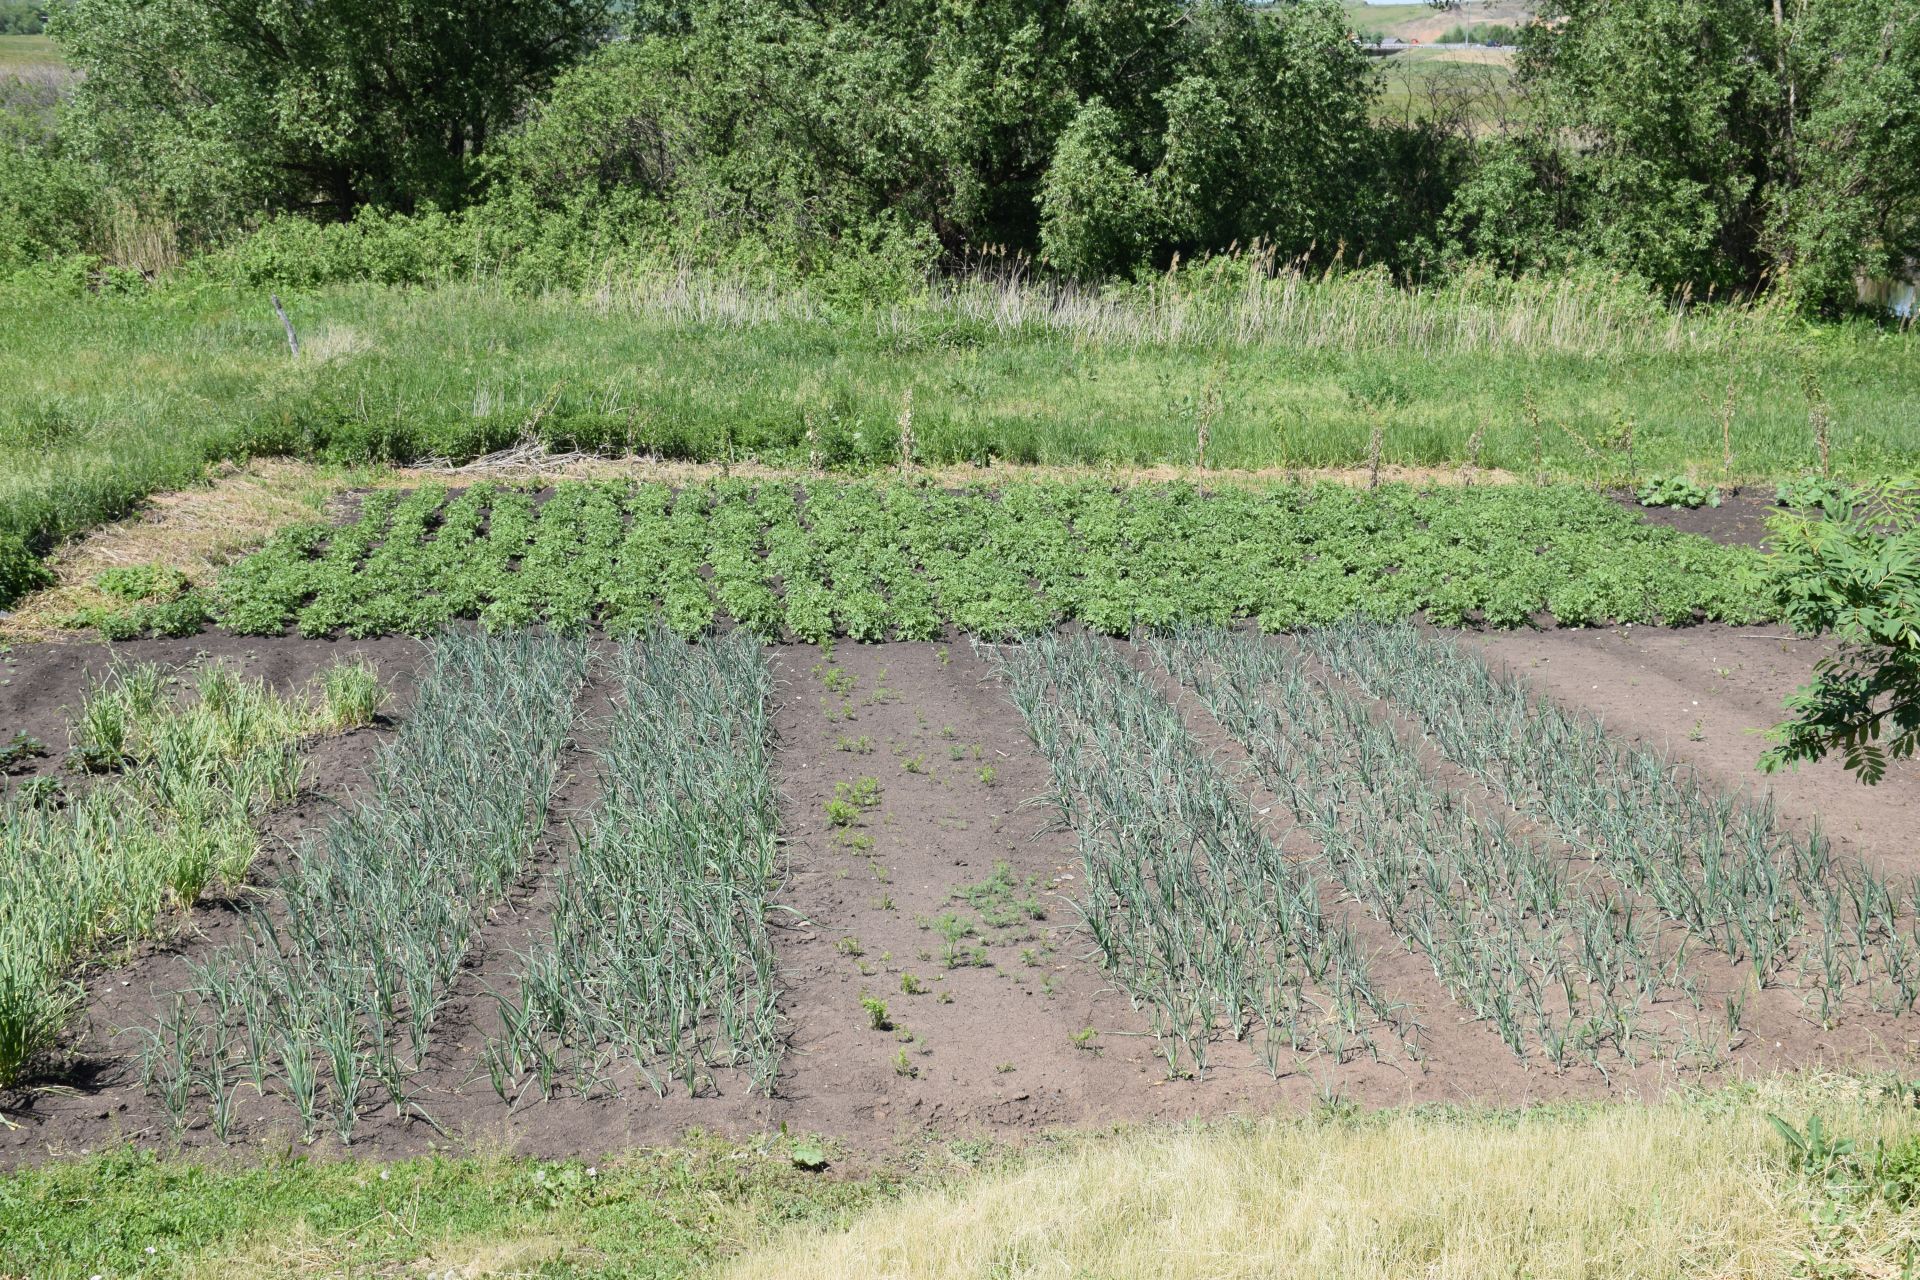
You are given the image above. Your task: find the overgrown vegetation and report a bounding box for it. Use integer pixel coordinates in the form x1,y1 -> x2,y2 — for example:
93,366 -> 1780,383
0,657 -> 376,1088
4,0 -> 1913,310
201,478 -> 1770,643
2,275 -> 1913,609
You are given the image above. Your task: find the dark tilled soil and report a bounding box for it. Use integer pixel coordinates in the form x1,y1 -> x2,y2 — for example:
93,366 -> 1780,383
1614,489 -> 1781,550
4,622 -> 1919,1169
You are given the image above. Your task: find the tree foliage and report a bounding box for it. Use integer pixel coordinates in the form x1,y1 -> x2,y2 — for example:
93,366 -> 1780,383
1450,0 -> 1920,306
3,0 -> 1915,303
53,0 -> 610,226
1763,484 -> 1920,784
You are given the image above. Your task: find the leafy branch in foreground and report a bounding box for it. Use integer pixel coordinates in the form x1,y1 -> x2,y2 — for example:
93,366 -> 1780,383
1762,483 -> 1920,784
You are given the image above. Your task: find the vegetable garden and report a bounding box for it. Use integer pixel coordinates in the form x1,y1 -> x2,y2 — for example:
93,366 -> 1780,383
3,471 -> 1918,1274
144,478 -> 1776,644
5,583 -> 1918,1166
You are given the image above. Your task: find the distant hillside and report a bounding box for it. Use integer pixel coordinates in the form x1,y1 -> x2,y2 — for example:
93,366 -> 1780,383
1344,0 -> 1534,46
0,35 -> 61,70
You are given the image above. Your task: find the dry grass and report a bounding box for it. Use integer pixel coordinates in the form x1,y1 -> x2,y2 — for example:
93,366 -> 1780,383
398,454 -> 1522,491
589,265 -> 1745,357
723,1075 -> 1920,1280
0,460 -> 366,640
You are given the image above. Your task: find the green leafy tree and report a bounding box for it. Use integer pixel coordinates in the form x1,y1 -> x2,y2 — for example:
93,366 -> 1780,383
1450,0 -> 1920,306
1762,484 -> 1920,784
0,1 -> 56,36
1039,99 -> 1158,279
1767,0 -> 1920,310
54,0 -> 611,227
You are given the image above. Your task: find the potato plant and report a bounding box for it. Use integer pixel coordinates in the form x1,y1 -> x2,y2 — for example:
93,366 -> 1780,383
206,480 -> 1772,642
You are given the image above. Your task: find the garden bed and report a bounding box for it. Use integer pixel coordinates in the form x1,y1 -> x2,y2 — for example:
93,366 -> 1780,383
2,616 -> 1916,1168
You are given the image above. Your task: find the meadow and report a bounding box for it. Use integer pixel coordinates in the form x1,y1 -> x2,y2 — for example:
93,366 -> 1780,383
2,271 -> 1914,601
0,36 -> 58,71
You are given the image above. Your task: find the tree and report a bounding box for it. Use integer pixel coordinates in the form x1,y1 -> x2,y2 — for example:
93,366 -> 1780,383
1450,0 -> 1920,306
1041,0 -> 1382,277
1762,484 -> 1920,784
1517,0 -> 1777,291
1039,99 -> 1158,278
55,0 -> 611,228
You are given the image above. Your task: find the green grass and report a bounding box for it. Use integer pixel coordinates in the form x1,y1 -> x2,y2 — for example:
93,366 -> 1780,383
4,1078 -> 1918,1279
1342,3 -> 1434,37
0,1138 -> 902,1279
0,660 -> 367,1089
2,275 -> 1916,602
0,35 -> 60,70
1375,50 -> 1517,124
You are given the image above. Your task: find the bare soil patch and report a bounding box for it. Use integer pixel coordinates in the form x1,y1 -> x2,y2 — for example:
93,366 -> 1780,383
1615,489 -> 1780,550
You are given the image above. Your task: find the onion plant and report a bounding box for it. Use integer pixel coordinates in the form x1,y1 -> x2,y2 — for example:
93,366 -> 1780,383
136,631 -> 587,1141
487,625 -> 782,1100
987,632 -> 1392,1078
1301,622 -> 1919,1026
1153,627 -> 1679,1068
